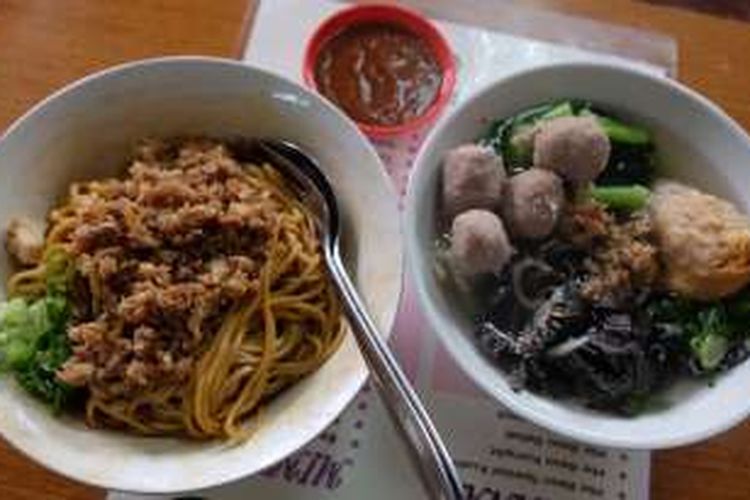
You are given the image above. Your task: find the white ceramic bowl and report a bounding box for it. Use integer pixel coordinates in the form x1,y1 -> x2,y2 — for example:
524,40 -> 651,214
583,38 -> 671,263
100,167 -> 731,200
405,62 -> 750,449
0,57 -> 402,492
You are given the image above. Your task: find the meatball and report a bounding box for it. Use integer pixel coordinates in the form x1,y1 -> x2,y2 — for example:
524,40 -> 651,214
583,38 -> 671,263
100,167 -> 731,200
5,217 -> 45,266
449,209 -> 512,279
503,168 -> 565,240
533,116 -> 610,184
650,181 -> 750,300
442,144 -> 506,218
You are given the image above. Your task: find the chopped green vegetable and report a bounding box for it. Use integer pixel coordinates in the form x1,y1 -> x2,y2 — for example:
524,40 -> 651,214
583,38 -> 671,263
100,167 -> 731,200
4,339 -> 34,369
686,305 -> 732,344
590,184 -> 651,212
648,292 -> 750,373
0,249 -> 78,412
0,298 -> 49,370
15,304 -> 77,414
0,295 -> 76,412
685,307 -> 731,371
691,334 -> 729,371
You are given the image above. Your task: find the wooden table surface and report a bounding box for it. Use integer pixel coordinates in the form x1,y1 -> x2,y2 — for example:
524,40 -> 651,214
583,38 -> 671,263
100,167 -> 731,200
1,1 -> 750,499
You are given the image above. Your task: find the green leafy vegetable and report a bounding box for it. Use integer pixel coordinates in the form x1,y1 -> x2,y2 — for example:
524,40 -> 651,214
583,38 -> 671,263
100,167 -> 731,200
482,102 -> 556,173
506,124 -> 535,168
0,249 -> 78,412
687,307 -> 731,370
578,109 -> 652,145
539,101 -> 575,121
595,115 -> 652,145
590,184 -> 651,212
649,291 -> 750,372
479,100 -> 656,184
691,334 -> 729,371
0,295 -> 76,412
15,299 -> 76,413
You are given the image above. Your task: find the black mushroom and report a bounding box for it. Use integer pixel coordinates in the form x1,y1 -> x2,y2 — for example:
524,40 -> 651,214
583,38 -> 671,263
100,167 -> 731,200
442,144 -> 506,218
477,280 -> 685,413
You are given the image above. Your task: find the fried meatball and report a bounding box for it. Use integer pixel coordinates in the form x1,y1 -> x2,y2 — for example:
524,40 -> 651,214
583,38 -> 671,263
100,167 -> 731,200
650,181 -> 750,300
533,116 -> 611,184
449,209 -> 512,278
503,168 -> 565,240
442,144 -> 506,218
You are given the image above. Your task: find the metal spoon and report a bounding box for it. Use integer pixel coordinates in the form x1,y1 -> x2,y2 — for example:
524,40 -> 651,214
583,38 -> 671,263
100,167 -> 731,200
242,139 -> 464,500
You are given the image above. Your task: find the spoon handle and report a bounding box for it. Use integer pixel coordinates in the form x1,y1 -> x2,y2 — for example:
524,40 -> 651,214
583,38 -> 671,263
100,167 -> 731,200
328,251 -> 464,500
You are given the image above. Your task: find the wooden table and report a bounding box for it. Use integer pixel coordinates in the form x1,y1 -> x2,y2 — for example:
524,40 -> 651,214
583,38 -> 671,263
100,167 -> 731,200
1,1 -> 749,499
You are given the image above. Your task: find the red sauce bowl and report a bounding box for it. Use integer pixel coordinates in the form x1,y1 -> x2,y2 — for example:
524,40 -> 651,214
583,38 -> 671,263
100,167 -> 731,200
303,3 -> 456,138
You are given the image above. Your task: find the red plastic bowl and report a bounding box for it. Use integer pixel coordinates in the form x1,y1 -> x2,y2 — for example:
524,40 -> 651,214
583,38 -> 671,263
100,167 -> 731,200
303,3 -> 456,138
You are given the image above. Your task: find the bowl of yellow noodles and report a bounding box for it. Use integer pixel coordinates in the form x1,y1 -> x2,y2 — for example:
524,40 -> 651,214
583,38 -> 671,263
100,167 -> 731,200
0,57 -> 402,493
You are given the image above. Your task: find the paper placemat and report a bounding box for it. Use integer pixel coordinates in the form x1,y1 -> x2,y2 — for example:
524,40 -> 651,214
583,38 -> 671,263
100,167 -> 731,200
112,1 -> 674,498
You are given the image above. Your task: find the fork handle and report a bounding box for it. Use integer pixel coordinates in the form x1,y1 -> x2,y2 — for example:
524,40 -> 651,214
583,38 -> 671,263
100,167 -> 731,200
328,251 -> 464,500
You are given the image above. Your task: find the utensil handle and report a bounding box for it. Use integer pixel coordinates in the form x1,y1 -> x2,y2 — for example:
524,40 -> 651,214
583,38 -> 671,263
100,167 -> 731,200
329,252 -> 464,500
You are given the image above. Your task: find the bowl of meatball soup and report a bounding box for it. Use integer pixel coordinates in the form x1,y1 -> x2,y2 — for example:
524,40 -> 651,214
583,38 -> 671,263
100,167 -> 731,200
404,62 -> 750,449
